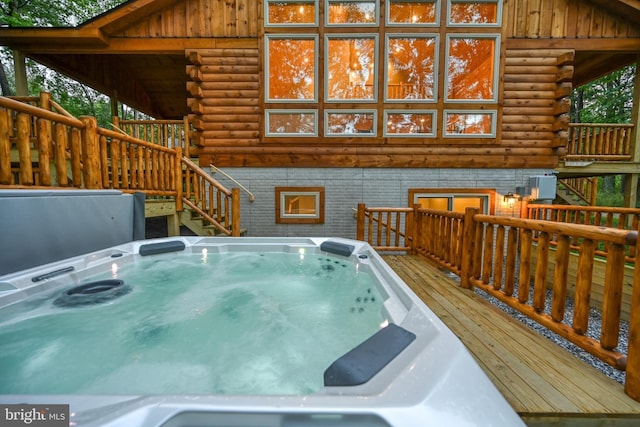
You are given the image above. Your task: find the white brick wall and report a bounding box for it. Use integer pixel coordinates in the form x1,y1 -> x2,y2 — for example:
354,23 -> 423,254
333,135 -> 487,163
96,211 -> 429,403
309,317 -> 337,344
209,167 -> 553,238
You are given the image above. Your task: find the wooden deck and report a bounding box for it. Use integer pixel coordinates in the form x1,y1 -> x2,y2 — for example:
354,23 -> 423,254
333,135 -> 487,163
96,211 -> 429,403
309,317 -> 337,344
383,255 -> 640,427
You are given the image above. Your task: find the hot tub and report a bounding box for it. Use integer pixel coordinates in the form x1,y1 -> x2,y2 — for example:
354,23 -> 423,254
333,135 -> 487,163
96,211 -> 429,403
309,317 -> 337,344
0,237 -> 524,426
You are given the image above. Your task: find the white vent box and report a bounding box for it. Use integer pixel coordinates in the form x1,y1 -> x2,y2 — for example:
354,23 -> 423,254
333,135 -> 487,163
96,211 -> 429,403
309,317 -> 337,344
529,175 -> 557,200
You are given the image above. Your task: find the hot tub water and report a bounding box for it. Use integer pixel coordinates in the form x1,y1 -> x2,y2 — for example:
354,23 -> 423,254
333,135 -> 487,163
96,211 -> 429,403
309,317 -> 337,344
0,251 -> 385,395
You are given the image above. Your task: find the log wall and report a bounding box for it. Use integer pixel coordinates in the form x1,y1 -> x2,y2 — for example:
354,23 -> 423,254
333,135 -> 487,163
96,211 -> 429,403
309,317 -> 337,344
504,0 -> 640,39
118,0 -> 260,38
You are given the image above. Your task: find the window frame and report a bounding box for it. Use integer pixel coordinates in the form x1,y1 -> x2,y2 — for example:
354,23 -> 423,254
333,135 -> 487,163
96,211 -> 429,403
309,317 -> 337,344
409,188 -> 496,214
447,0 -> 503,28
444,33 -> 501,103
324,33 -> 379,103
275,186 -> 326,224
265,0 -> 319,27
265,34 -> 319,103
383,110 -> 437,137
443,109 -> 497,138
325,0 -> 380,27
386,0 -> 440,27
265,109 -> 319,137
384,33 -> 439,103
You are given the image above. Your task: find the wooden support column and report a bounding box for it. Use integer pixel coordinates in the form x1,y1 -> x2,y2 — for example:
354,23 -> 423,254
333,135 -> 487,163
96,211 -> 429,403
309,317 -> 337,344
625,57 -> 640,209
13,50 -> 28,96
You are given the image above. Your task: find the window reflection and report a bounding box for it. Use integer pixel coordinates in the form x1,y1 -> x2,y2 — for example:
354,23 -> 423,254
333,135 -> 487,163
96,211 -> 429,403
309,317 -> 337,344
327,1 -> 377,24
327,111 -> 375,135
268,37 -> 316,100
445,112 -> 494,136
267,111 -> 317,135
388,0 -> 438,24
267,1 -> 317,25
447,37 -> 496,100
385,112 -> 435,136
449,1 -> 499,25
386,36 -> 436,100
327,36 -> 376,100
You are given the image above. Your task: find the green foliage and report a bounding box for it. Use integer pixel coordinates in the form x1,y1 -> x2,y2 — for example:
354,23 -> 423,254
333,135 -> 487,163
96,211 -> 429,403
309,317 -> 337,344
571,64 -> 636,124
0,0 -> 136,125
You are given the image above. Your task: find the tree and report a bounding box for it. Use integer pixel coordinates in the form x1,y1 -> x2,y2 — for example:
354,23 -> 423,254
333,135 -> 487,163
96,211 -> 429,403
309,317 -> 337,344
0,0 -> 128,125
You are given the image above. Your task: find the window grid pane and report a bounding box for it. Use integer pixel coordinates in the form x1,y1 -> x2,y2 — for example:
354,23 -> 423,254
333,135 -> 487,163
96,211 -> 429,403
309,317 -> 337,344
388,0 -> 438,25
327,35 -> 377,101
386,35 -> 437,101
266,110 -> 317,136
267,1 -> 317,26
385,111 -> 436,136
326,111 -> 376,135
267,37 -> 316,101
447,36 -> 497,101
327,1 -> 378,25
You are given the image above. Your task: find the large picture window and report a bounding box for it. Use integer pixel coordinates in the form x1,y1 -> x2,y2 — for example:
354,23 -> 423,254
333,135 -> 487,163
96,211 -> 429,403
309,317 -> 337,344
264,1 -> 502,141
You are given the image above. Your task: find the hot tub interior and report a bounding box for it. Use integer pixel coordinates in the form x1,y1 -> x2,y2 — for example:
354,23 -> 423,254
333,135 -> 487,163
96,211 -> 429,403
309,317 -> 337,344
0,237 -> 525,427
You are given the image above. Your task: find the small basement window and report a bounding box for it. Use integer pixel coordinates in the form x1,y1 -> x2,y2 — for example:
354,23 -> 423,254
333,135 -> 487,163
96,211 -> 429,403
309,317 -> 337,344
276,187 -> 325,224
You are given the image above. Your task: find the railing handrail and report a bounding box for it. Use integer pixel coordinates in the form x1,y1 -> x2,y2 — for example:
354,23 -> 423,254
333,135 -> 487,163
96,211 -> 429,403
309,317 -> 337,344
210,164 -> 255,201
568,123 -> 634,129
0,96 -> 84,127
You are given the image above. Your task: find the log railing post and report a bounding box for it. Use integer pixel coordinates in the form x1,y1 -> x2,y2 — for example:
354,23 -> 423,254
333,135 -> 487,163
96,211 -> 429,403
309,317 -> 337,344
356,203 -> 365,241
231,187 -> 241,237
0,108 -> 11,184
175,149 -> 184,212
625,231 -> 640,401
460,207 -> 479,289
80,116 -> 101,189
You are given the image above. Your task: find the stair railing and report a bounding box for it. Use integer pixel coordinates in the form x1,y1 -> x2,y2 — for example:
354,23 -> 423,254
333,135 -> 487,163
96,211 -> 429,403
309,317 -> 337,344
182,157 -> 241,236
558,177 -> 598,205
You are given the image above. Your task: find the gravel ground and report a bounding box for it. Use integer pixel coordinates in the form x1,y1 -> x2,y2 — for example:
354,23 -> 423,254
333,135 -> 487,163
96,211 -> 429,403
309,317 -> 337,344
475,287 -> 628,384
439,268 -> 628,385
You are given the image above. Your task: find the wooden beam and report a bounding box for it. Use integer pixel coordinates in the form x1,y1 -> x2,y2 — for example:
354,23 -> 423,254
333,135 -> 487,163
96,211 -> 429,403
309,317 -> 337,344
12,50 -> 27,96
507,38 -> 640,52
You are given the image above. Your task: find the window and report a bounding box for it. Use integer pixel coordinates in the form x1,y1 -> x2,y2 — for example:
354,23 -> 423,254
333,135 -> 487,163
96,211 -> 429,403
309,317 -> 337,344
326,0 -> 379,26
387,0 -> 439,26
446,35 -> 498,102
266,35 -> 317,102
409,188 -> 495,214
326,34 -> 378,101
385,34 -> 438,101
264,1 -> 503,141
326,110 -> 376,135
266,110 -> 318,136
276,187 -> 325,224
384,110 -> 436,136
444,110 -> 496,137
448,0 -> 501,26
266,1 -> 318,26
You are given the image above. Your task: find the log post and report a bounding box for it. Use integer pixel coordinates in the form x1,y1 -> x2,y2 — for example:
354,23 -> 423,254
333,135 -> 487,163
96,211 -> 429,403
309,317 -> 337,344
460,207 -> 479,289
16,113 -> 32,185
0,108 -> 12,184
356,203 -> 366,241
231,187 -> 241,236
80,116 -> 102,189
626,228 -> 640,402
175,148 -> 184,212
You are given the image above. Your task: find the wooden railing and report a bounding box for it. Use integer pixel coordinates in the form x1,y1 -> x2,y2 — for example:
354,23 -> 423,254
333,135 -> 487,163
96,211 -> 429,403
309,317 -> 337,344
182,157 -> 240,236
525,203 -> 640,262
114,117 -> 192,157
565,123 -> 634,161
0,93 -> 241,236
356,204 -> 640,402
356,204 -> 413,252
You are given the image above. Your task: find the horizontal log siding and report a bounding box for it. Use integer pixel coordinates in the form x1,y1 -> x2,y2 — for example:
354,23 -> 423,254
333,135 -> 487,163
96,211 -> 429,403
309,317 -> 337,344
186,48 -> 261,148
504,0 -> 640,39
501,49 -> 573,155
119,0 -> 259,38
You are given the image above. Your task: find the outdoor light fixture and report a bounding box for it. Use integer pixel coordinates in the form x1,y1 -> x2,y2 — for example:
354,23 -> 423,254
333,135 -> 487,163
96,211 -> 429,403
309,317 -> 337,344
504,192 -> 518,207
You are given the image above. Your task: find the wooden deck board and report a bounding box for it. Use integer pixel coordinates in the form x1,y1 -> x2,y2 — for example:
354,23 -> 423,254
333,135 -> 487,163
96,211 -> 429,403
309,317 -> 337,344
383,255 -> 640,425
